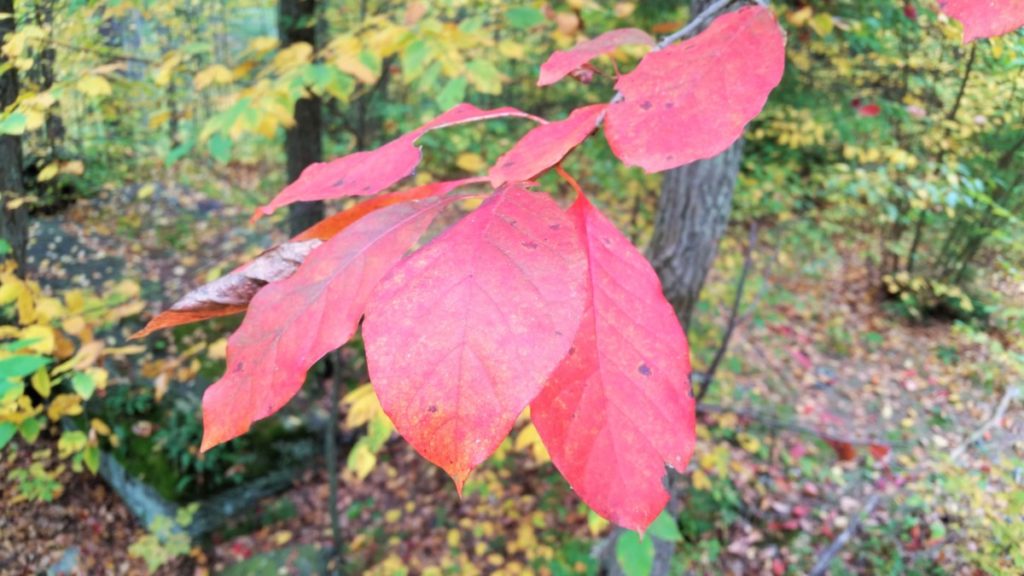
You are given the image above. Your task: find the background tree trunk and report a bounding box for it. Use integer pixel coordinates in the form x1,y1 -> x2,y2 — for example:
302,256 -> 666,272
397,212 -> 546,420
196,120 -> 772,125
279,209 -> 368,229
646,0 -> 744,332
279,0 -> 324,235
648,142 -> 742,329
0,0 -> 28,268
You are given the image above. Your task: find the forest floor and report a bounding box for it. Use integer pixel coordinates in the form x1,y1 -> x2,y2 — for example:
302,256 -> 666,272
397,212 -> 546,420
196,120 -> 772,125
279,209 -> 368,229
4,185 -> 1021,575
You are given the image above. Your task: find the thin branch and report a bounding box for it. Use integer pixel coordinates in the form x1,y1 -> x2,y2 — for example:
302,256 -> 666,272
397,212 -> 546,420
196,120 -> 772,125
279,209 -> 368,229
950,386 -> 1020,461
808,493 -> 884,576
697,402 -> 896,447
945,44 -> 977,122
696,221 -> 758,403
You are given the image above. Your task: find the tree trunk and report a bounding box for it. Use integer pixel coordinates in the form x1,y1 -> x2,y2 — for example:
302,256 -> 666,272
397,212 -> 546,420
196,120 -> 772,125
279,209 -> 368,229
648,141 -> 742,329
0,0 -> 28,268
279,0 -> 324,235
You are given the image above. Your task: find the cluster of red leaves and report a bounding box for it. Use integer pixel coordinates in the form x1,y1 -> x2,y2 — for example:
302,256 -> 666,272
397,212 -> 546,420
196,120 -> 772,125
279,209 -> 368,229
135,6 -> 787,531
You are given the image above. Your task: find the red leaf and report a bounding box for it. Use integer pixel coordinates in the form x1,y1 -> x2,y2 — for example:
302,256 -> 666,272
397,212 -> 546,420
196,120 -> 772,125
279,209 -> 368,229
133,179 -> 482,338
538,28 -> 656,87
604,6 -> 785,173
489,104 -> 606,187
938,0 -> 1024,43
200,196 -> 457,451
530,194 -> 694,531
253,104 -> 541,220
363,185 -> 588,491
856,103 -> 882,117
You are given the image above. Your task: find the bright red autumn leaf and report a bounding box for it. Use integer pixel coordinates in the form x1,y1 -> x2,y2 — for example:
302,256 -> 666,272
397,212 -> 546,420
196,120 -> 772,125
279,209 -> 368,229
530,193 -> 694,532
538,28 -> 656,87
938,0 -> 1024,43
856,103 -> 882,117
200,196 -> 458,451
362,185 -> 587,491
253,105 -> 541,220
604,5 -> 786,173
489,104 -> 606,187
133,179 -> 483,338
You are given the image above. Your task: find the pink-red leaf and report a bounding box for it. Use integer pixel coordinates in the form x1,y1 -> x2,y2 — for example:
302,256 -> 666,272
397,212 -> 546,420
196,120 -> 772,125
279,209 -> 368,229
604,6 -> 785,173
489,104 -> 606,187
538,28 -> 656,87
200,196 -> 456,451
254,105 -> 541,220
362,185 -> 587,490
531,194 -> 695,532
938,0 -> 1024,43
134,179 -> 482,338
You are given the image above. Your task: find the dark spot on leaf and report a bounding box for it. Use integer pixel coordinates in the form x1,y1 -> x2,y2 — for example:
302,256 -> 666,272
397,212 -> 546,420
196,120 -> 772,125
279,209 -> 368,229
428,405 -> 438,413
640,101 -> 653,110
638,363 -> 652,377
361,185 -> 372,192
503,160 -> 515,167
521,240 -> 538,250
333,179 -> 345,187
568,346 -> 576,356
549,223 -> 560,230
554,330 -> 563,336
664,102 -> 674,109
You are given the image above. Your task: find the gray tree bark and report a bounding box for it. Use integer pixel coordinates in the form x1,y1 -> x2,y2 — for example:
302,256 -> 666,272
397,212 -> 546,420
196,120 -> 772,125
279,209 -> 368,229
279,0 -> 324,235
647,0 -> 744,331
0,0 -> 28,268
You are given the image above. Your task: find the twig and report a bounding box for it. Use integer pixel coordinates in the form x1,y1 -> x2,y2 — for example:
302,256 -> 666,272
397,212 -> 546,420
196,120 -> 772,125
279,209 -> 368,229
656,0 -> 744,49
696,221 -> 758,402
807,386 -> 1020,574
808,493 -> 884,576
697,402 -> 901,447
950,386 -> 1020,461
324,351 -> 345,564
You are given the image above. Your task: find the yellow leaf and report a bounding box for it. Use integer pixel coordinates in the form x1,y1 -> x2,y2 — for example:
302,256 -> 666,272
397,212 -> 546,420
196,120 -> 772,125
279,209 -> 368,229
90,418 -> 111,436
37,162 -> 59,182
455,152 -> 487,173
614,3 -> 636,18
19,324 -> 54,354
808,13 -> 834,36
0,277 -> 26,306
207,338 -> 228,360
148,111 -> 171,130
77,75 -> 112,97
737,432 -> 761,454
272,42 -> 314,73
692,469 -> 712,491
24,109 -> 45,131
342,383 -> 382,429
155,54 -> 182,87
348,443 -> 377,479
31,368 -> 50,398
787,6 -> 813,27
586,510 -> 610,537
60,160 -> 85,176
514,422 -> 550,463
249,36 -> 279,53
193,64 -> 233,90
497,40 -> 525,60
47,393 -> 83,421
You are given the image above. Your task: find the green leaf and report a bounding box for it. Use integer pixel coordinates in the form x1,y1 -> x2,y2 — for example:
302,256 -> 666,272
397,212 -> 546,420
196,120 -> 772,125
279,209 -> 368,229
208,133 -> 232,165
506,7 -> 545,29
0,355 -> 51,379
166,137 -> 196,166
0,112 -> 27,136
0,422 -> 16,450
71,372 -> 96,400
1,337 -> 43,353
616,531 -> 655,576
0,380 -> 25,405
646,510 -> 683,542
19,416 -> 42,443
83,445 -> 100,474
401,39 -> 432,83
0,238 -> 11,256
436,77 -> 467,110
466,60 -> 503,95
